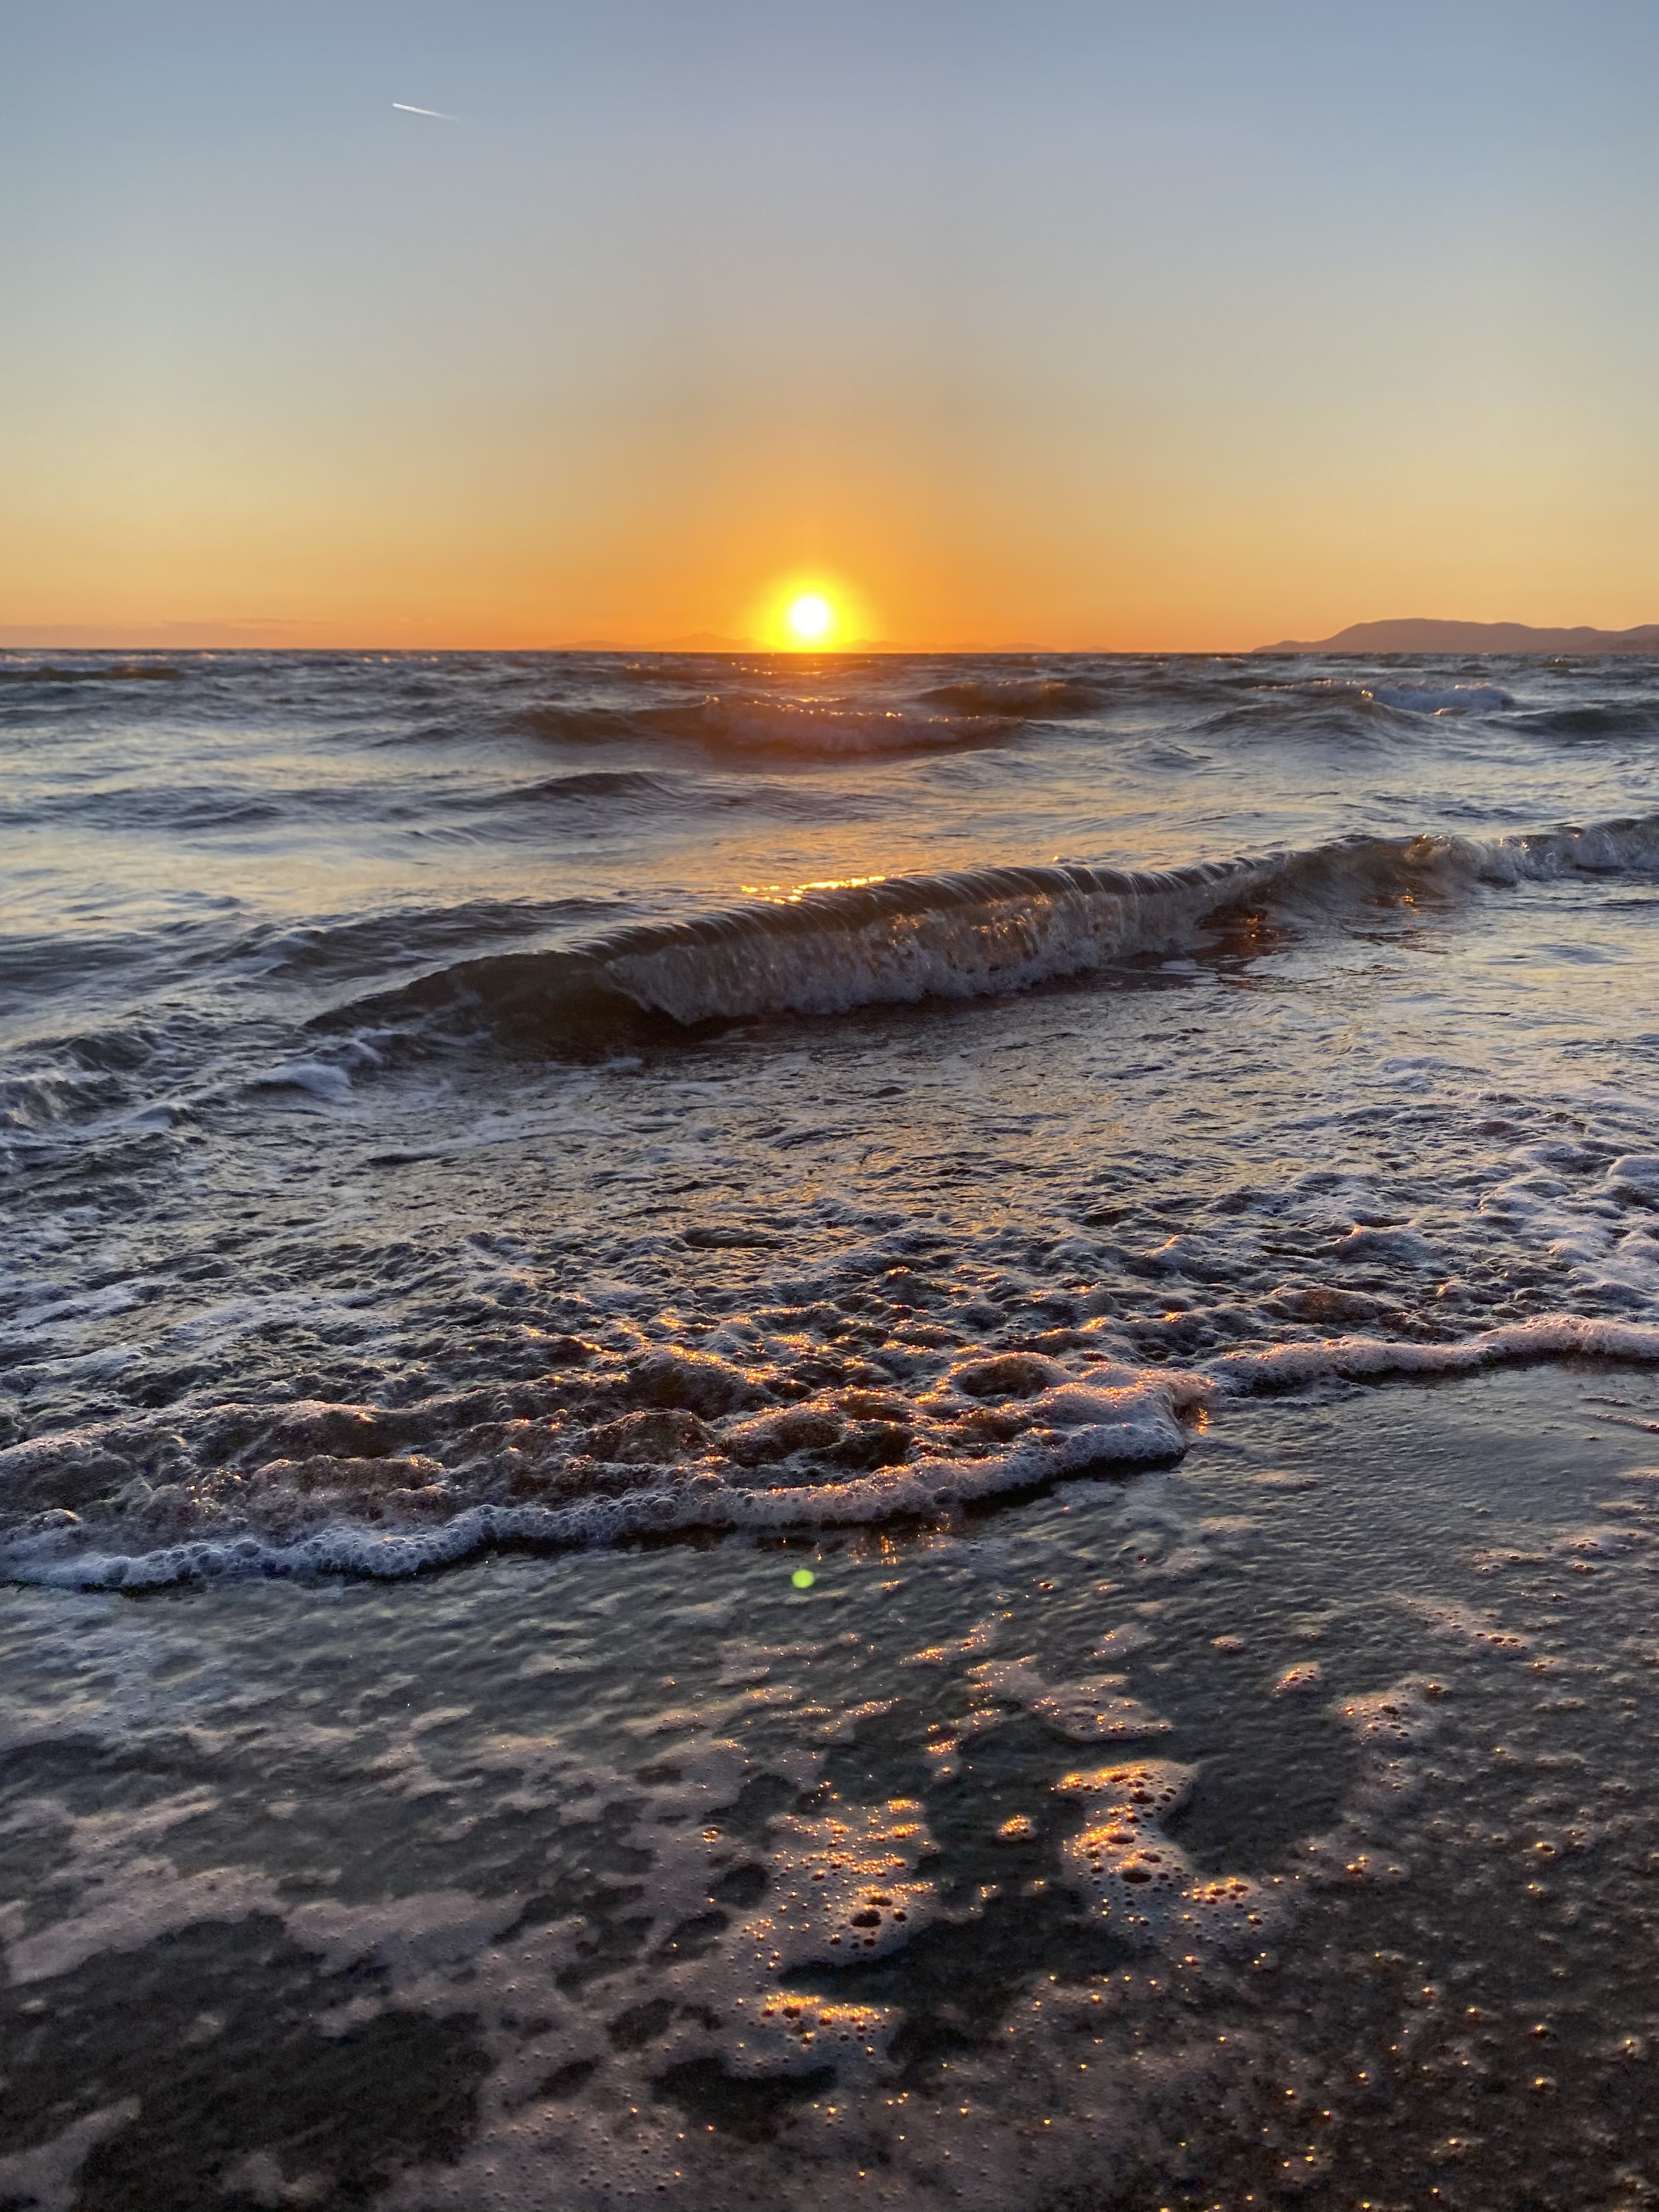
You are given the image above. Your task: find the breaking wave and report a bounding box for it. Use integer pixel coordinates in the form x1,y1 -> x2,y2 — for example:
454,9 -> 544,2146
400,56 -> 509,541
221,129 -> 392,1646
331,813 -> 1659,1047
8,1314 -> 1659,1590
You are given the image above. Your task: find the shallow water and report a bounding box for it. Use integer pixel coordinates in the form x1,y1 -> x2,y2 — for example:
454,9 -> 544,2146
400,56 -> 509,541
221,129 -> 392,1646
6,649 -> 1659,2204
7,649 -> 1659,1583
7,1364 -> 1659,2208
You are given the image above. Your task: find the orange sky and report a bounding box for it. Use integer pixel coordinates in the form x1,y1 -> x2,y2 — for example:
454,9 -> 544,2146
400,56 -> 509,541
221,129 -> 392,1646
3,2 -> 1656,651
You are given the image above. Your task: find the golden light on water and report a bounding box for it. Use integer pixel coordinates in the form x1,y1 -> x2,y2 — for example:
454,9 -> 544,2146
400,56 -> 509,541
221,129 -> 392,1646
740,874 -> 888,903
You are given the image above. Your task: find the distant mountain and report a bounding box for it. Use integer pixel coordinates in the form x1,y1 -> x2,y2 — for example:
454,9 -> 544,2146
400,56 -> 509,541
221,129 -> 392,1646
1255,618 -> 1659,655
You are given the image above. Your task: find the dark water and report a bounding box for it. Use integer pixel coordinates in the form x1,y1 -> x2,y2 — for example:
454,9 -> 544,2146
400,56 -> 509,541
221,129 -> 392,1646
4,649 -> 1659,2206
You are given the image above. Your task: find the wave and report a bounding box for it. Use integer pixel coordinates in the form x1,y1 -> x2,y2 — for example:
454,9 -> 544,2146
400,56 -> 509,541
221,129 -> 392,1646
0,660 -> 184,684
0,1011 -> 224,1157
1211,680 -> 1659,746
914,675 -> 1108,719
1510,701 -> 1659,742
1,1061 -> 139,1142
1195,683 -> 1403,739
473,768 -> 676,806
513,697 -> 1007,757
221,896 -> 610,985
0,785 -> 289,834
4,770 -> 693,839
1201,678 -> 1516,737
1363,683 -> 1515,714
325,812 -> 1659,1047
8,1313 -> 1658,1589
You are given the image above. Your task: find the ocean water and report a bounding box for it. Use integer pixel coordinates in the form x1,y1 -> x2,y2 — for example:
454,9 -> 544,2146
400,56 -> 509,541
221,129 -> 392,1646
6,648 -> 1659,2207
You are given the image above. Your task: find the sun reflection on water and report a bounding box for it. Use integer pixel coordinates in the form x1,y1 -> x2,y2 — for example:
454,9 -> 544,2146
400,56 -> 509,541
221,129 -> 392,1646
739,874 -> 890,903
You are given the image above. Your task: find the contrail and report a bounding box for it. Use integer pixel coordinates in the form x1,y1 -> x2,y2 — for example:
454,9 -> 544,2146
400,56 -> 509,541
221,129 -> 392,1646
392,102 -> 457,120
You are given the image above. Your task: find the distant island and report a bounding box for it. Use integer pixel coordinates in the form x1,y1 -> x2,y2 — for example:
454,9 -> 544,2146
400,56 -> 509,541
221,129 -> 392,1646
1255,618 -> 1659,655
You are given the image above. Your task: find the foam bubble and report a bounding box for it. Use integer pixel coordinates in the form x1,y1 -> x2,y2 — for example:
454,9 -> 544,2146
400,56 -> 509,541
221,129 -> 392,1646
736,1798 -> 937,1969
967,1658 -> 1171,1743
1056,1760 -> 1271,1943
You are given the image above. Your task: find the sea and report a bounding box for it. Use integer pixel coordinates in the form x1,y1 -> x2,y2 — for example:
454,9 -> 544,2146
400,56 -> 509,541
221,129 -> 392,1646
6,647 -> 1659,2209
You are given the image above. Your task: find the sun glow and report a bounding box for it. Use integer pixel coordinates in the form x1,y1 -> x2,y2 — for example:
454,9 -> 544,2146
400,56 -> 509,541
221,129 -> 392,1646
787,593 -> 833,642
749,574 -> 870,652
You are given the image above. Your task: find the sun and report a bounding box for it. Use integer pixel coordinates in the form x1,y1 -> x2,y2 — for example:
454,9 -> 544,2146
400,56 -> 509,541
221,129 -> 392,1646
786,593 -> 834,643
749,574 -> 868,651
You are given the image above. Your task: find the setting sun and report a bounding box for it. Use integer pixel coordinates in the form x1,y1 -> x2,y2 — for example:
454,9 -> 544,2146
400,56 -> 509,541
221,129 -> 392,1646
786,593 -> 834,643
751,575 -> 870,651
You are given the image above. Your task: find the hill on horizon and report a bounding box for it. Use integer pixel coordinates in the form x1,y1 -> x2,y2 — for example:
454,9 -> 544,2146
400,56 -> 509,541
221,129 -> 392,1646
1256,618 -> 1659,655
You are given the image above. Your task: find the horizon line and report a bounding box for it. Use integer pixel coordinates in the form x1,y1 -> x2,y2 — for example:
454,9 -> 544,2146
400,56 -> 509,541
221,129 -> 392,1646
3,616 -> 1656,657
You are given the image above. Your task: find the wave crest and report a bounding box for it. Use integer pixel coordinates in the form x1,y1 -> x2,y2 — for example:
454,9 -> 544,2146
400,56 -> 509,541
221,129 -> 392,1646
329,813 -> 1659,1045
514,697 -> 1002,756
0,660 -> 183,684
915,675 -> 1108,719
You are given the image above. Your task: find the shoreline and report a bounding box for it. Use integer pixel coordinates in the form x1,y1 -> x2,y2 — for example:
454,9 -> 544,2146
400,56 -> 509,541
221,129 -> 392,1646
4,1360 -> 1658,2208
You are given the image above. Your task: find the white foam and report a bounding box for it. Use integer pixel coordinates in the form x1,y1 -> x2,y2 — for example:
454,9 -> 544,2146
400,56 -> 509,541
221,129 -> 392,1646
251,1057 -> 355,1102
491,808 -> 1659,1037
1295,1676 -> 1447,1887
13,1314 -> 1659,1588
0,2105 -> 140,2212
1206,1313 -> 1659,1392
1056,1759 -> 1273,1943
737,1798 -> 938,1970
968,1657 -> 1171,1743
599,864 -> 1260,1026
1397,1596 -> 1528,1653
2,1791 -> 285,1984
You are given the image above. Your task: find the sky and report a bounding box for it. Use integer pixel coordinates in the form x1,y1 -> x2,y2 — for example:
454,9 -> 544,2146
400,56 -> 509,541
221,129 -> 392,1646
2,0 -> 1656,650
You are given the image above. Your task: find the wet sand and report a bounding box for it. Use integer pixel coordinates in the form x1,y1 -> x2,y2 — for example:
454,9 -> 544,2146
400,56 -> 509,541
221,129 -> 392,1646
6,1358 -> 1659,2209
